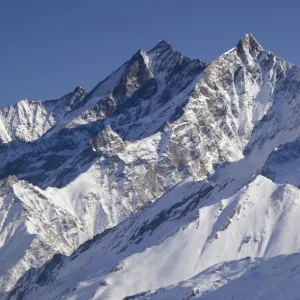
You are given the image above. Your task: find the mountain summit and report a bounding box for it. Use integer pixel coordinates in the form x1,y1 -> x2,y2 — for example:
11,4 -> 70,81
2,34 -> 300,299
238,32 -> 263,53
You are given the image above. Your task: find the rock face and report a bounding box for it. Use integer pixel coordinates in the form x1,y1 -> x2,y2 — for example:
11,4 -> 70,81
3,33 -> 300,299
91,126 -> 125,156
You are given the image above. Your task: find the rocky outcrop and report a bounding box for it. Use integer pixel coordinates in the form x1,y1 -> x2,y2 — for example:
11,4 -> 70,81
91,126 -> 125,156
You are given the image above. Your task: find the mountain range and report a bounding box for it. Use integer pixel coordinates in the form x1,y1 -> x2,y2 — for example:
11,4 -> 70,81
1,33 -> 300,299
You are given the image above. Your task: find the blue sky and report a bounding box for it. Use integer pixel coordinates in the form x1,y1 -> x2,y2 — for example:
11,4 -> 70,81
1,0 -> 299,105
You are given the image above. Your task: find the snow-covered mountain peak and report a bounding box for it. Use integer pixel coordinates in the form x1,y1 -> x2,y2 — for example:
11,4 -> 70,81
237,32 -> 263,56
0,87 -> 88,144
149,39 -> 173,52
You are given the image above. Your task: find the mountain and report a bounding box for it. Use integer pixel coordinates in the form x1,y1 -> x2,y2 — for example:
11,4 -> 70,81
0,87 -> 87,144
2,33 -> 300,299
0,39 -> 207,293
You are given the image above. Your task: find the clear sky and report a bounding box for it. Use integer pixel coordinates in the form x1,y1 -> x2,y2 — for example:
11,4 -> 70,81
1,0 -> 299,106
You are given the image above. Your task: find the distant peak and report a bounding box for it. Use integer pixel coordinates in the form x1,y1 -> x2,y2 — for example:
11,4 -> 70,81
131,48 -> 146,60
243,31 -> 255,39
17,98 -> 29,104
73,86 -> 86,93
155,40 -> 171,48
237,32 -> 263,55
241,32 -> 261,46
149,40 -> 173,53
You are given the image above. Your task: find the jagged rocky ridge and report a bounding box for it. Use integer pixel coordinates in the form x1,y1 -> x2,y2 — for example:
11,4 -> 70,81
0,87 -> 87,143
3,33 -> 300,299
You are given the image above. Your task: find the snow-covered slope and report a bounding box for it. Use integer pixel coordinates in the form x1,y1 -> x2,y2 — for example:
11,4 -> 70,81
3,33 -> 300,299
7,174 -> 300,300
139,254 -> 300,300
0,176 -> 91,292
